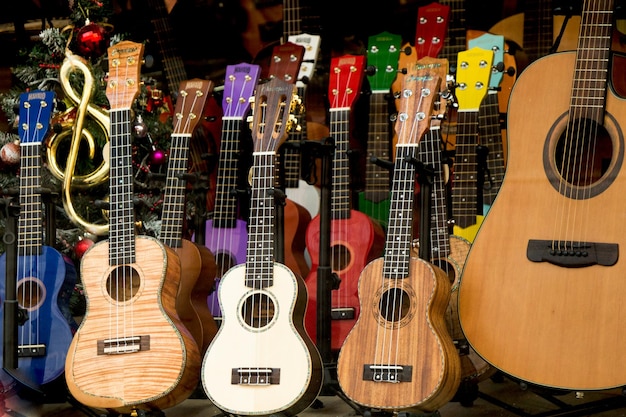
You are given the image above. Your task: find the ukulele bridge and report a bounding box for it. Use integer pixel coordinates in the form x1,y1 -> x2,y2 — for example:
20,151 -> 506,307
17,344 -> 46,357
97,335 -> 150,355
232,367 -> 280,385
527,240 -> 618,268
363,364 -> 413,382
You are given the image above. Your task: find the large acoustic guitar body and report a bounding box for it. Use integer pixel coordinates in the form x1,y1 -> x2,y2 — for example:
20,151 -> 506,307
337,258 -> 459,412
458,48 -> 626,389
65,236 -> 201,412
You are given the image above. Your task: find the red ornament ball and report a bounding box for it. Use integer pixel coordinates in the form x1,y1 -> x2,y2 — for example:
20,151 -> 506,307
0,141 -> 20,166
76,22 -> 108,58
74,238 -> 95,259
150,149 -> 167,165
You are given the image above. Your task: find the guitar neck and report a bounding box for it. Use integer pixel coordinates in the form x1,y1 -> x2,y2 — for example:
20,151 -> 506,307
109,108 -> 136,265
383,143 -> 419,277
18,143 -> 44,254
329,108 -> 352,219
213,118 -> 247,228
282,0 -> 303,39
160,133 -> 190,248
523,0 -> 555,62
364,91 -> 392,203
452,110 -> 480,228
439,0 -> 467,70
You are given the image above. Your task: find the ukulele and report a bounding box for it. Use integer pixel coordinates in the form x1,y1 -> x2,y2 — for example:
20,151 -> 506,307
458,0 -> 626,390
304,54 -> 386,351
65,41 -> 201,413
356,31 -> 402,232
450,47 -> 493,243
159,79 -> 218,354
337,67 -> 460,413
201,76 -> 323,416
0,90 -> 76,390
204,63 -> 260,323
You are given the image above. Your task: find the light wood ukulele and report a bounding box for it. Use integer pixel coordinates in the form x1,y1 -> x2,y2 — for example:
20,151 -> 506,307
159,79 -> 218,354
337,66 -> 460,413
65,41 -> 201,413
458,0 -> 626,390
202,77 -> 323,416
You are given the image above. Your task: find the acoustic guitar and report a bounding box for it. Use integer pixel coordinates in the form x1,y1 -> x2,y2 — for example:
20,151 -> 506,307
304,54 -> 386,351
201,76 -> 323,416
204,62 -> 261,322
450,47 -> 493,243
159,79 -> 218,354
65,41 -> 201,413
0,90 -> 76,391
337,66 -> 460,413
458,0 -> 626,390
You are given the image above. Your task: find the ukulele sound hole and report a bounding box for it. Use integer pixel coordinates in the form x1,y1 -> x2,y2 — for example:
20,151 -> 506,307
17,278 -> 45,311
106,266 -> 141,302
331,244 -> 352,272
379,288 -> 411,323
242,292 -> 275,329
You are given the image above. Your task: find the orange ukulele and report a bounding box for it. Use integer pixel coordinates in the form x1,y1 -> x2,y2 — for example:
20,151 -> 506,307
159,79 -> 218,355
458,0 -> 626,390
304,54 -> 385,351
337,66 -> 460,413
201,76 -> 322,416
65,41 -> 200,413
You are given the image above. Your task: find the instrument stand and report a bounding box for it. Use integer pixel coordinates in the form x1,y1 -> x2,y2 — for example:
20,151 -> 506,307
474,373 -> 626,417
298,138 -> 364,416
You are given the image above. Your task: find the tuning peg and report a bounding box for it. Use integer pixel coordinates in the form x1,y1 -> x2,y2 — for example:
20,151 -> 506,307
365,65 -> 377,76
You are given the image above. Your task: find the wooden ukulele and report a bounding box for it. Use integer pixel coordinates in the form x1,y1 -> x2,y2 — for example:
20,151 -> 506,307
201,76 -> 323,416
0,90 -> 76,391
357,31 -> 403,232
159,79 -> 218,354
337,66 -> 460,413
65,41 -> 201,413
458,0 -> 626,390
450,46 -> 493,243
304,54 -> 385,352
204,62 -> 261,322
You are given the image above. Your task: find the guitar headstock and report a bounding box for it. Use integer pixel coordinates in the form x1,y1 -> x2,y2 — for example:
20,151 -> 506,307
366,31 -> 403,91
172,79 -> 214,136
18,90 -> 55,145
267,41 -> 305,84
415,1 -> 450,59
105,40 -> 145,110
288,33 -> 321,87
394,67 -> 441,146
328,54 -> 366,110
468,32 -> 505,88
250,77 -> 296,153
455,47 -> 494,111
222,63 -> 261,120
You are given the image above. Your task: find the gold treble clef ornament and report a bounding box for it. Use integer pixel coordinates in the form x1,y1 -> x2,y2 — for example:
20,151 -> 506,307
48,28 -> 111,236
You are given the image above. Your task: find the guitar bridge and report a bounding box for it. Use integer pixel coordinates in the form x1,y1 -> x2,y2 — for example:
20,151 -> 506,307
97,335 -> 150,355
18,344 -> 46,357
232,368 -> 280,385
363,364 -> 413,382
331,307 -> 355,320
527,240 -> 618,267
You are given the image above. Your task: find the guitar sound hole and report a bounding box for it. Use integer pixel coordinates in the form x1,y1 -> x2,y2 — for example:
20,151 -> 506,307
242,292 -> 275,328
106,266 -> 141,302
554,118 -> 612,187
331,244 -> 351,272
379,288 -> 411,323
17,278 -> 45,310
215,252 -> 236,278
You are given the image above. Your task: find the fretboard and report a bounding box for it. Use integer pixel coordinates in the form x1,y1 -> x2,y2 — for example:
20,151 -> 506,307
452,110 -> 479,229
109,109 -> 136,265
439,0 -> 466,71
159,133 -> 190,249
329,108 -> 352,220
523,0 -> 555,63
364,91 -> 392,203
18,143 -> 43,255
478,91 -> 505,207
